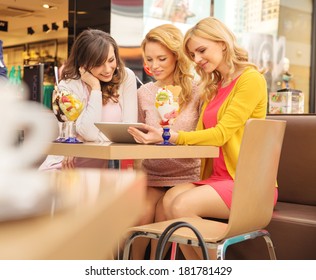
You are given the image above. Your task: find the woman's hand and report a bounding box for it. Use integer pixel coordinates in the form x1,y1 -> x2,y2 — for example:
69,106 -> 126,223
128,123 -> 178,144
79,67 -> 100,91
62,156 -> 75,169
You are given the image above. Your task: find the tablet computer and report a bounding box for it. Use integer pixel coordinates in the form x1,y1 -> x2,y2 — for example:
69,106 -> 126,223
94,122 -> 146,143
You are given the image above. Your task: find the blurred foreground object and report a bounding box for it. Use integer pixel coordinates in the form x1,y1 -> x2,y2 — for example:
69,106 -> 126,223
0,169 -> 146,260
0,81 -> 56,221
0,81 -> 56,170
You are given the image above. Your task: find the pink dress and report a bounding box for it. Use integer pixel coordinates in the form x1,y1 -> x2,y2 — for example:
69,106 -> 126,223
193,79 -> 236,208
194,77 -> 278,209
137,82 -> 201,186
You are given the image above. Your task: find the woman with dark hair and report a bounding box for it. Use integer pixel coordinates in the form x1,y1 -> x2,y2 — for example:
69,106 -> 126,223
40,29 -> 138,170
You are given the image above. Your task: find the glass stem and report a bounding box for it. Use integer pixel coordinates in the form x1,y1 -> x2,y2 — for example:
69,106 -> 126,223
68,121 -> 76,139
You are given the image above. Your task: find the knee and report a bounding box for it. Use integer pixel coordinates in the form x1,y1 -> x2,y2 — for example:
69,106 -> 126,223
169,196 -> 190,219
163,195 -> 189,220
138,200 -> 156,225
161,189 -> 177,217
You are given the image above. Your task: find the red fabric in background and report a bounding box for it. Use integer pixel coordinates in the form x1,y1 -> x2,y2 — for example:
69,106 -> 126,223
120,159 -> 134,169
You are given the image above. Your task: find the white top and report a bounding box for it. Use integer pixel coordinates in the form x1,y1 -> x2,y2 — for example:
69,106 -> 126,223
59,67 -> 138,142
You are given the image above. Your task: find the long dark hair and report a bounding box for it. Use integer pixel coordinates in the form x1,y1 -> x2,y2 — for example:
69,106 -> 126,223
61,29 -> 125,104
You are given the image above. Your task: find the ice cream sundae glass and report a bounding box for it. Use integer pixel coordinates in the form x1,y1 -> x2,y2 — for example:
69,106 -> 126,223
58,90 -> 84,143
155,85 -> 181,145
52,87 -> 67,142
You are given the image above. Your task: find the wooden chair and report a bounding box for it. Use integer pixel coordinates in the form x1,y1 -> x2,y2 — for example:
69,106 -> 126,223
122,118 -> 286,260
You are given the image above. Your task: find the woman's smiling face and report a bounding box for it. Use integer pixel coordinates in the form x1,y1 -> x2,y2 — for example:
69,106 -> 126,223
90,45 -> 117,82
144,41 -> 177,85
186,35 -> 225,73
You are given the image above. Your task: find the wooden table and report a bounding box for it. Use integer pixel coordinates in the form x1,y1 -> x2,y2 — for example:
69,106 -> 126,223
0,168 -> 146,260
47,142 -> 219,160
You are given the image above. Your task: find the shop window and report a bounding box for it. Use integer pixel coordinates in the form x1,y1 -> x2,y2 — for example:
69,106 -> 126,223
214,0 -> 312,113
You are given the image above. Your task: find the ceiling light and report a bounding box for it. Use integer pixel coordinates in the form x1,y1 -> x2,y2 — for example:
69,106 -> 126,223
27,27 -> 35,35
52,22 -> 59,31
43,24 -> 50,33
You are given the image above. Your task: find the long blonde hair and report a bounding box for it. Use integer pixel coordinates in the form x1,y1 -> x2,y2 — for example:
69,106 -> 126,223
184,17 -> 261,101
142,24 -> 194,110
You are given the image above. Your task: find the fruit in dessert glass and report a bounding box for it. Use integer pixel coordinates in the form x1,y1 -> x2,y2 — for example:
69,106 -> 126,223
155,85 -> 181,145
58,90 -> 84,143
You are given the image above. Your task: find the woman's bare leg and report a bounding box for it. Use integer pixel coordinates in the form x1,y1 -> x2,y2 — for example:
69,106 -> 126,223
164,183 -> 229,219
163,183 -> 230,259
131,186 -> 166,259
149,196 -> 168,259
149,183 -> 197,259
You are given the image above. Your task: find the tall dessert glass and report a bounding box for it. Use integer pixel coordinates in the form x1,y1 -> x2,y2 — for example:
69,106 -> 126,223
52,66 -> 68,142
52,88 -> 67,142
58,90 -> 84,143
155,85 -> 180,145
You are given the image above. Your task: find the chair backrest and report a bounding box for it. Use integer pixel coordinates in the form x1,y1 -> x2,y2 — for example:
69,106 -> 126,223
223,118 -> 286,238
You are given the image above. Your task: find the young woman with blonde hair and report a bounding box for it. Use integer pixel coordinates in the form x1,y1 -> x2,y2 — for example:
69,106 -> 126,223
132,23 -> 201,259
129,17 -> 273,259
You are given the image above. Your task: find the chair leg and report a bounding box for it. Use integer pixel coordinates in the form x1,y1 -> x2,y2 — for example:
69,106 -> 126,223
122,234 -> 135,260
262,235 -> 277,260
216,230 -> 277,260
122,232 -> 160,260
217,234 -> 247,260
217,242 -> 227,260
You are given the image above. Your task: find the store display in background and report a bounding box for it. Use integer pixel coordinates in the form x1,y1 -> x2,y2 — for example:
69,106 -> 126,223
8,65 -> 22,85
268,89 -> 304,114
23,64 -> 44,104
278,57 -> 296,90
268,57 -> 304,114
0,40 -> 8,80
291,90 -> 305,113
269,91 -> 291,114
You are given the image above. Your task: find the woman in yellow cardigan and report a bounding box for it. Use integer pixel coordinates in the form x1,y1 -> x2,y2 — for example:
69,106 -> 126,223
128,17 -> 274,258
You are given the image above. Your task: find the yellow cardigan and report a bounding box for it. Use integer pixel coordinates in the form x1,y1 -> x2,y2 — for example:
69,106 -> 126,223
176,68 -> 267,180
